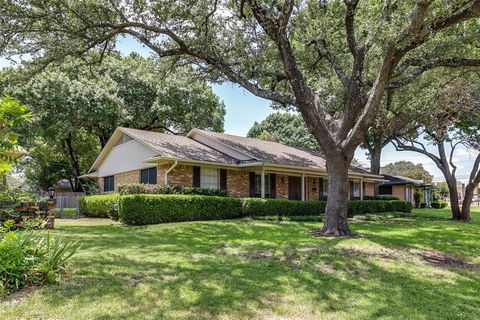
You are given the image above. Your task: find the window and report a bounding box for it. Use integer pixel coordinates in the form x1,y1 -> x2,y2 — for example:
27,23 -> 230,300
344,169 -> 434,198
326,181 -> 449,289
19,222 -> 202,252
103,176 -> 114,192
140,167 -> 157,184
322,179 -> 329,196
406,186 -> 412,201
200,167 -> 219,189
115,134 -> 133,147
254,173 -> 270,198
379,185 -> 393,195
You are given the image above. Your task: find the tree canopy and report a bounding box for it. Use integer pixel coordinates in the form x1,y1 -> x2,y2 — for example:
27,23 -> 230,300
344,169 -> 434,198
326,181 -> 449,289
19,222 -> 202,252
381,161 -> 433,183
247,112 -> 322,153
0,96 -> 30,173
1,0 -> 479,235
0,53 -> 226,191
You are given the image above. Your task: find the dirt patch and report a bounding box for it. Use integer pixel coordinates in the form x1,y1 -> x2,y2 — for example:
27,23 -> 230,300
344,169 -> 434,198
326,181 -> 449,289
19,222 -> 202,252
410,249 -> 477,270
1,286 -> 38,305
241,250 -> 275,259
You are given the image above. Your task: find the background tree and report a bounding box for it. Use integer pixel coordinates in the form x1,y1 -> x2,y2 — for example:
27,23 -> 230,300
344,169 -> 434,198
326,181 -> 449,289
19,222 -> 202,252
393,78 -> 480,221
1,0 -> 479,235
382,161 -> 433,183
247,112 -> 322,153
0,96 -> 30,174
0,53 -> 226,191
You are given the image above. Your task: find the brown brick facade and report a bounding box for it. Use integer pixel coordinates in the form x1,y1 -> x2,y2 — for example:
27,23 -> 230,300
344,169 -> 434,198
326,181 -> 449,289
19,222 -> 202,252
275,174 -> 289,199
227,170 -> 249,197
103,164 -> 380,201
114,170 -> 141,191
364,182 -> 375,197
307,177 -> 320,200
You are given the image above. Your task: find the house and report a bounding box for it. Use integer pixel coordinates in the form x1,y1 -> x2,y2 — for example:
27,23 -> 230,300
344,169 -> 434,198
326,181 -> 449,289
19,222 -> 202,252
379,174 -> 432,205
81,127 -> 383,200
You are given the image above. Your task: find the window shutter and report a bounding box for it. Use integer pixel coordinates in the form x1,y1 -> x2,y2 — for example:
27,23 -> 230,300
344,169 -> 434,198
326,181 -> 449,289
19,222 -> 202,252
220,169 -> 227,190
349,181 -> 354,199
319,178 -> 324,199
269,173 -> 276,198
249,172 -> 256,197
193,166 -> 201,187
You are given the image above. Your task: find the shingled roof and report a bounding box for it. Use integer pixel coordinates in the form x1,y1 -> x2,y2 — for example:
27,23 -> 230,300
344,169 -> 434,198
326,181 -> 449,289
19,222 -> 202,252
119,128 -> 239,164
381,174 -> 429,186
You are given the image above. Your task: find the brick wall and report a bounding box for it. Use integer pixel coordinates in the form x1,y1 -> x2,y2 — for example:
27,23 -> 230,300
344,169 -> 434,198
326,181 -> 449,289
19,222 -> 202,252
115,170 -> 140,191
307,177 -> 320,200
227,170 -> 249,197
275,174 -> 289,199
364,182 -> 375,197
392,185 -> 406,200
167,164 -> 194,187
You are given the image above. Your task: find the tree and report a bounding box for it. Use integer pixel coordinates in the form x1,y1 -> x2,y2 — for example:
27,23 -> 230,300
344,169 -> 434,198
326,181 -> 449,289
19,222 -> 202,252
382,161 -> 433,183
433,182 -> 449,201
0,96 -> 30,174
248,112 -> 322,153
393,79 -> 480,221
1,54 -> 226,191
1,1 -> 479,235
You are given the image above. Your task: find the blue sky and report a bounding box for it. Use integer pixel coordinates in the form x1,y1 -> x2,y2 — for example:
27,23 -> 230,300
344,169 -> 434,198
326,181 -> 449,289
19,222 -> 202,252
2,36 -> 478,181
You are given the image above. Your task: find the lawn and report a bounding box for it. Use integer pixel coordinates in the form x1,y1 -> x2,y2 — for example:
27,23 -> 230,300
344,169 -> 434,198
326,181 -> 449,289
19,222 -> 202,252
1,208 -> 479,319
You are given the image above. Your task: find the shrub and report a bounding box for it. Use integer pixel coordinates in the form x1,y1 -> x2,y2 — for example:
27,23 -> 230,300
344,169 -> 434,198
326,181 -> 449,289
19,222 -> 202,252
242,198 -> 326,217
118,184 -> 229,197
431,201 -> 448,209
363,195 -> 400,201
0,220 -> 79,296
78,194 -> 119,219
420,202 -> 427,208
119,194 -> 244,225
414,191 -> 423,208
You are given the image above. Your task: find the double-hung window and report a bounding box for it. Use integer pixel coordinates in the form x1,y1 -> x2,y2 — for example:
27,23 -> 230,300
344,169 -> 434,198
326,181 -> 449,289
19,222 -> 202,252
254,173 -> 270,198
103,176 -> 115,192
200,167 -> 220,189
140,167 -> 157,184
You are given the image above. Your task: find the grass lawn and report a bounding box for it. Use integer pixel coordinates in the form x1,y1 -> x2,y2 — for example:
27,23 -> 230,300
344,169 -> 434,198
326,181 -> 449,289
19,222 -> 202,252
1,208 -> 479,319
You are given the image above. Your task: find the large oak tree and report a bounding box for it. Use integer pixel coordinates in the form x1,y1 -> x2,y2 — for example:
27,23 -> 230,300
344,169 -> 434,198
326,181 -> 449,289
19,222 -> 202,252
1,0 -> 479,235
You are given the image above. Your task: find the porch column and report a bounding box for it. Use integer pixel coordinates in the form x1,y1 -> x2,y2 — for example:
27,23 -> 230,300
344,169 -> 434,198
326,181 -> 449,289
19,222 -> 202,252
360,179 -> 364,200
301,173 -> 305,201
260,169 -> 265,198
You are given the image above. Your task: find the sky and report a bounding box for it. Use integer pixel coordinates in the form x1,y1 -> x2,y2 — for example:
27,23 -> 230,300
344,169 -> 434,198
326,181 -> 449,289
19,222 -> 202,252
1,36 -> 477,181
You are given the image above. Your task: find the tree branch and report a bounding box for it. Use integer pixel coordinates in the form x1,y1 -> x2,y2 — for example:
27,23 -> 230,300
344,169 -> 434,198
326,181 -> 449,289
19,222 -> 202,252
312,39 -> 350,87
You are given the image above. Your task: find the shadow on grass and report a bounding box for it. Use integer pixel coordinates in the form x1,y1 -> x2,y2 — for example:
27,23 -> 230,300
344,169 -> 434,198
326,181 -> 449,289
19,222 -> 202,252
22,219 -> 480,319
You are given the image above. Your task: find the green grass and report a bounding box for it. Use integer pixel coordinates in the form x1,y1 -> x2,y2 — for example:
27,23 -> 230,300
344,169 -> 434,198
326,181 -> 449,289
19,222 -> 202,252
1,207 -> 479,319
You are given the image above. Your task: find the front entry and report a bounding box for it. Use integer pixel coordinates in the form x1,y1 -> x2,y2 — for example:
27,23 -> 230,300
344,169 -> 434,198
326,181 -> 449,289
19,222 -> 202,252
288,176 -> 302,200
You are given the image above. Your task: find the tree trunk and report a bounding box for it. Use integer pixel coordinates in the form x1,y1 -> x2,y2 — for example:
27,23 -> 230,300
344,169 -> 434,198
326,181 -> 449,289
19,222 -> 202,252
370,146 -> 382,176
460,184 -> 474,221
318,155 -> 354,236
445,176 -> 461,219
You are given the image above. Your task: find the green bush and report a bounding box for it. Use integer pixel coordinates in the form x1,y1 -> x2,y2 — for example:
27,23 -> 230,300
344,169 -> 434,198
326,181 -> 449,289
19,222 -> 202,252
118,184 -> 229,197
414,191 -> 423,208
431,201 -> 447,209
78,194 -> 119,219
0,220 -> 79,296
363,195 -> 400,201
117,195 -> 413,225
242,198 -> 326,217
118,194 -> 244,225
420,202 -> 427,208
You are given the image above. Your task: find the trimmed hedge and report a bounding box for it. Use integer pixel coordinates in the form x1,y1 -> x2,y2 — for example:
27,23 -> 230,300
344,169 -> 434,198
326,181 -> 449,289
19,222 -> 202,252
431,201 -> 448,209
363,195 -> 400,201
118,184 -> 229,197
242,198 -> 326,217
119,194 -> 243,225
81,193 -> 413,225
78,194 -> 119,219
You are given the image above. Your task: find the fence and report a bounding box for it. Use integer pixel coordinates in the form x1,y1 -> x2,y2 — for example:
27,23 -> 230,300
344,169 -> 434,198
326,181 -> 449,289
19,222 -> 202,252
56,192 -> 85,218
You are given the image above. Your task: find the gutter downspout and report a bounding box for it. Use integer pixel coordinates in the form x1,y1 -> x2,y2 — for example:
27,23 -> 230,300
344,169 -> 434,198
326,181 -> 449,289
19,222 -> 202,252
164,160 -> 178,185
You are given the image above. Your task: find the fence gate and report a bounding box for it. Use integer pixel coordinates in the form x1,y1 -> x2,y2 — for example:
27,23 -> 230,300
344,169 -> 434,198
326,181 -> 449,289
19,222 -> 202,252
56,193 -> 84,218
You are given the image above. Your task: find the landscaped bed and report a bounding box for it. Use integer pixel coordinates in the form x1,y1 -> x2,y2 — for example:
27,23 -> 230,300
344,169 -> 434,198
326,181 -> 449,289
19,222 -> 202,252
1,208 -> 479,319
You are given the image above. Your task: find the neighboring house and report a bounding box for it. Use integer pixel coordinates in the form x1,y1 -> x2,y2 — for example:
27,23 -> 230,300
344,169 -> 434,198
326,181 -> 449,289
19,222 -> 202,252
379,174 -> 432,205
81,127 -> 383,200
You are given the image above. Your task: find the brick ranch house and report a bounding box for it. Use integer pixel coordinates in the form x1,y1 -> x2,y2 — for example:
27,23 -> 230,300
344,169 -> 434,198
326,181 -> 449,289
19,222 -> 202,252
380,174 -> 432,205
81,127 -> 384,200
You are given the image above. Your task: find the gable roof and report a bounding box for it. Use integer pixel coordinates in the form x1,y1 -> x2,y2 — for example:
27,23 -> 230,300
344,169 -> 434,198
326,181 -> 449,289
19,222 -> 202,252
188,128 -> 327,169
381,174 -> 429,187
88,127 -> 382,179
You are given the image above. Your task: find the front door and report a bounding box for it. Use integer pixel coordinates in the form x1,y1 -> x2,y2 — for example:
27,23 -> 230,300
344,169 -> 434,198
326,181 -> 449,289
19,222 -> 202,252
288,176 -> 302,200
